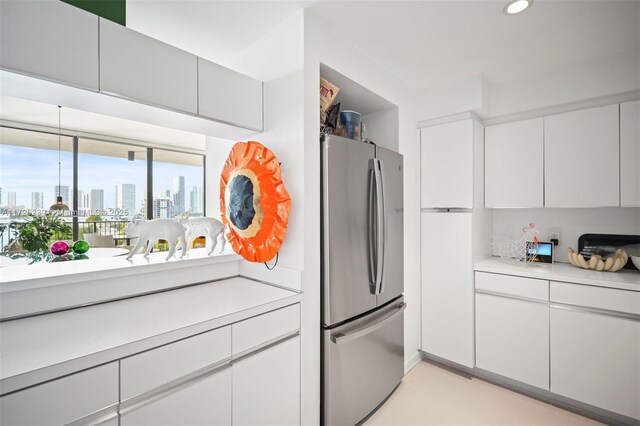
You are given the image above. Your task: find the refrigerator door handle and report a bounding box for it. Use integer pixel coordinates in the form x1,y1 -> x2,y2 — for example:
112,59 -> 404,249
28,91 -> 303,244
331,302 -> 406,345
374,159 -> 385,295
368,160 -> 377,289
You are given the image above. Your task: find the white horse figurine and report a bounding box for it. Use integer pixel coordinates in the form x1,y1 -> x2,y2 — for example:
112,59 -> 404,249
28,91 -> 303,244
179,217 -> 226,255
124,218 -> 187,261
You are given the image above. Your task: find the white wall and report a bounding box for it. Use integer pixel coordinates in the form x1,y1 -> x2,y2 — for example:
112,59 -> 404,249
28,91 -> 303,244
492,208 -> 640,263
304,12 -> 421,384
415,73 -> 485,121
205,136 -> 234,219
488,48 -> 640,118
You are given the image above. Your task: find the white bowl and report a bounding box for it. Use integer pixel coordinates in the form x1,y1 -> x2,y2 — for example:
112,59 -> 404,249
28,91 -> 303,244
631,256 -> 640,271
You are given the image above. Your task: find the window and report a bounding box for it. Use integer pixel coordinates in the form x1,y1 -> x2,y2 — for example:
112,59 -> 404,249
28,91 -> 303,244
0,125 -> 205,258
152,149 -> 205,219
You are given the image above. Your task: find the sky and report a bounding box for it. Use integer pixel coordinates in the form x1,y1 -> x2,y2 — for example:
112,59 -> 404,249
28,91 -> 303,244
0,144 -> 204,213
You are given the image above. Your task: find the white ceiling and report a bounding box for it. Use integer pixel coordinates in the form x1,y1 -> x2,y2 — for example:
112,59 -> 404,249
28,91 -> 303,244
128,0 -> 639,90
126,1 -> 305,68
306,0 -> 640,89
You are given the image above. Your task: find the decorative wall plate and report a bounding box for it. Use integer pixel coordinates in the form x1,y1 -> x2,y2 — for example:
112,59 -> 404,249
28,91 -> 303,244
220,141 -> 291,263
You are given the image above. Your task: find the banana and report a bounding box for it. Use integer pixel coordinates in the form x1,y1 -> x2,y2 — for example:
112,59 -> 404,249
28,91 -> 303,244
567,248 -> 577,265
596,259 -> 605,271
589,255 -> 601,269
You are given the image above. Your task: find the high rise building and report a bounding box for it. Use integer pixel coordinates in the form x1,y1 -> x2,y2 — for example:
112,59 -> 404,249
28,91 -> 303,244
153,197 -> 173,219
116,183 -> 136,218
190,186 -> 204,215
90,189 -> 104,211
0,187 -> 2,205
78,190 -> 90,216
31,192 -> 44,210
173,176 -> 185,215
54,185 -> 70,205
7,192 -> 17,207
161,189 -> 171,198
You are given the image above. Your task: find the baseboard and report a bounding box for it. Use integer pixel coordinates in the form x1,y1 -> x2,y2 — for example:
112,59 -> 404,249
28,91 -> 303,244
404,350 -> 423,374
421,351 -> 639,426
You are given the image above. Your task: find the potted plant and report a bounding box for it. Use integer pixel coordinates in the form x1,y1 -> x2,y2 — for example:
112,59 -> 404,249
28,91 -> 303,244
15,214 -> 72,252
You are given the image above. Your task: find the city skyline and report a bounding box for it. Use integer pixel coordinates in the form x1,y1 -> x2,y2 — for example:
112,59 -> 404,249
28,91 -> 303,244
1,143 -> 204,215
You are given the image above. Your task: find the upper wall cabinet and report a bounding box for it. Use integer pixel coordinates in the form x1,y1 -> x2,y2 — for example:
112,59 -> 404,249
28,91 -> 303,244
421,120 -> 474,209
0,0 -> 99,90
485,118 -> 544,208
620,100 -> 640,207
99,18 -> 198,115
198,58 -> 263,131
544,105 -> 619,208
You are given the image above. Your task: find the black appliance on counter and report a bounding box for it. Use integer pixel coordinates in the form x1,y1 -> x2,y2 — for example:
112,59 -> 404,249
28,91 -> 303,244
578,233 -> 640,270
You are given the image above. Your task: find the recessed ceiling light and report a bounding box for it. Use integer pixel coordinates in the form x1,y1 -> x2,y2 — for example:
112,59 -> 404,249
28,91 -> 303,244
503,0 -> 532,15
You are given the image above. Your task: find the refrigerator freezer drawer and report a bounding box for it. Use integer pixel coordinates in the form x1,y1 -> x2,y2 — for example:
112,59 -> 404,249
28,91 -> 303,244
322,297 -> 405,426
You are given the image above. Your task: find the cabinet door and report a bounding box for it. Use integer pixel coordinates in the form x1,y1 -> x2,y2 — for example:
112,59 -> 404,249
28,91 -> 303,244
621,100 -> 640,207
233,336 -> 300,426
99,18 -> 198,114
420,120 -> 473,208
485,118 -> 544,208
0,363 -> 118,425
544,105 -> 619,207
198,58 -> 263,130
0,0 -> 99,90
120,368 -> 232,426
551,307 -> 640,420
421,212 -> 474,367
476,293 -> 549,390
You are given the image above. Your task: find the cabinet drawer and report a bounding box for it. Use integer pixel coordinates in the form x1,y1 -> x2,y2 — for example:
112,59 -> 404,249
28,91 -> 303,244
0,363 -> 118,426
121,326 -> 230,399
550,281 -> 640,315
476,272 -> 548,301
121,368 -> 231,426
232,304 -> 300,355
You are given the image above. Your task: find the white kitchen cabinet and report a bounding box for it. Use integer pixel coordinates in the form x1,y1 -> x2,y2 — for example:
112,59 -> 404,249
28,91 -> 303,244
198,58 -> 263,130
233,335 -> 300,426
120,326 -> 231,399
621,100 -> 640,207
485,118 -> 544,208
0,0 -> 99,90
421,212 -> 474,367
120,368 -> 232,426
544,105 -> 620,207
420,120 -> 475,208
232,304 -> 300,355
99,18 -> 198,114
550,281 -> 640,420
0,363 -> 118,425
550,307 -> 640,420
475,273 -> 549,390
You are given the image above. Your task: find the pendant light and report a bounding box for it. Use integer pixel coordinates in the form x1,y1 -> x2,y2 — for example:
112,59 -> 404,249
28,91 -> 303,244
49,105 -> 69,211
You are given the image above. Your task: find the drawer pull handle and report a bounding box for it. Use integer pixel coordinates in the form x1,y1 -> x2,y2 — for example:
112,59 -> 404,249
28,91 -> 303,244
331,302 -> 406,345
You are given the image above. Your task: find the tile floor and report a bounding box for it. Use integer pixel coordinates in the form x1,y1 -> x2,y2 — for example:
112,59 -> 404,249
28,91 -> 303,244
365,360 -> 602,425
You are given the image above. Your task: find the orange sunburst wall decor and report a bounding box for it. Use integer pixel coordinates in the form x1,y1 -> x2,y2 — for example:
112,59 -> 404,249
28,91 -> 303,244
219,141 -> 291,263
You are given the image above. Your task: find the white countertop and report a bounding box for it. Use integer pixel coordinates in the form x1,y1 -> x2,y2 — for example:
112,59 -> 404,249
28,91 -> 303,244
475,257 -> 640,292
0,247 -> 241,293
0,277 -> 302,395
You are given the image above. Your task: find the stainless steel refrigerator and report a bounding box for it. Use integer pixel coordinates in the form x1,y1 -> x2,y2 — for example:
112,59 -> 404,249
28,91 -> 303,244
321,134 -> 405,426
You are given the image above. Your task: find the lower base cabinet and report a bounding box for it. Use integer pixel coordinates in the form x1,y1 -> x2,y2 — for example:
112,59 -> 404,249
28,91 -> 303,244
475,293 -> 549,390
0,363 -> 119,426
550,307 -> 640,420
233,336 -> 301,426
120,368 -> 232,426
